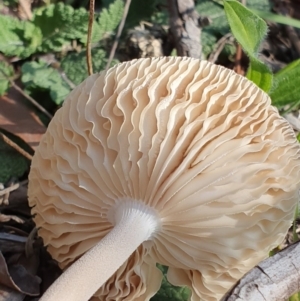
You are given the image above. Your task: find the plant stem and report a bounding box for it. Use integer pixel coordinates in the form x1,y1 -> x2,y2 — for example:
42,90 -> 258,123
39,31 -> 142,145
105,0 -> 132,71
87,0 -> 95,75
0,132 -> 33,161
40,201 -> 159,301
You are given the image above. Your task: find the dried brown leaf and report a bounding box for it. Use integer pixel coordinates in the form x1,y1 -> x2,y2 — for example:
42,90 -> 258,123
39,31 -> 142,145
0,89 -> 46,150
0,214 -> 24,223
0,252 -> 40,296
0,283 -> 24,301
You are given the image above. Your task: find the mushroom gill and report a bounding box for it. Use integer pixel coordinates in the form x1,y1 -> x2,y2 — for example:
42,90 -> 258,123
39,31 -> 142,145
28,56 -> 300,301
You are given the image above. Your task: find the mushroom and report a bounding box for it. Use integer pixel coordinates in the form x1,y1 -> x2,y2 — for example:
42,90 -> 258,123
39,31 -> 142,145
28,56 -> 300,301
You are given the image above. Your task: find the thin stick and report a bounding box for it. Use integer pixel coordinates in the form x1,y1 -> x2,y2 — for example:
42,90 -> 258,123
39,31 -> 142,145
0,182 -> 19,205
105,0 -> 132,71
234,43 -> 243,74
18,0 -> 32,20
0,132 -> 33,161
0,183 -> 20,197
208,33 -> 232,63
87,0 -> 95,75
234,0 -> 246,75
0,69 -> 53,119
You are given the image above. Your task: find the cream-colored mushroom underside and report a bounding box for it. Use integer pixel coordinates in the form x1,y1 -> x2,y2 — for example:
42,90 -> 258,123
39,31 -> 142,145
29,57 -> 300,301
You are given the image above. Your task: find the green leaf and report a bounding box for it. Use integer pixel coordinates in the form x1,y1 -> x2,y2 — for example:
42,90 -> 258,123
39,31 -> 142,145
126,0 -> 160,27
223,0 -> 267,55
3,0 -> 19,6
21,61 -> 70,105
223,0 -> 272,91
201,31 -> 218,58
0,14 -> 42,58
251,9 -> 300,29
151,265 -> 190,301
247,58 -> 273,92
61,49 -> 119,86
275,58 -> 300,76
245,0 -> 271,13
270,59 -> 300,107
0,129 -> 31,183
92,0 -> 124,43
151,9 -> 169,25
0,62 -> 13,96
33,3 -> 89,52
197,0 -> 270,58
289,293 -> 300,301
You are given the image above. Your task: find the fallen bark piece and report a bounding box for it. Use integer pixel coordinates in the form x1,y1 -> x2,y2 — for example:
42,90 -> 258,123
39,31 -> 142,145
221,241 -> 300,301
168,0 -> 208,58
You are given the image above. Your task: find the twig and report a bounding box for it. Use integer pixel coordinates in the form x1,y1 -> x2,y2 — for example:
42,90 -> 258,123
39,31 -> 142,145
0,213 -> 24,223
234,43 -> 243,74
105,0 -> 132,71
208,33 -> 232,63
87,0 -> 95,75
0,69 -> 53,119
0,182 -> 20,205
0,132 -> 33,161
59,71 -> 76,89
233,0 -> 246,74
18,0 -> 32,20
51,63 -> 76,89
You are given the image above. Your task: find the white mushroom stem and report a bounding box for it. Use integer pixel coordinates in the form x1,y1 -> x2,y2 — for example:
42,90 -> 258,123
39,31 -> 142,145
40,200 -> 160,301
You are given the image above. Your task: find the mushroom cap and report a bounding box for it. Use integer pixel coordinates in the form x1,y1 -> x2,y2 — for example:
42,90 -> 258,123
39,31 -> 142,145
28,57 -> 300,301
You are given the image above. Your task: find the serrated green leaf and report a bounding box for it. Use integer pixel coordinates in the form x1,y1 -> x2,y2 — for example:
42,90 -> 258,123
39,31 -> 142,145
61,49 -> 119,86
151,265 -> 190,301
92,0 -> 124,43
197,0 -> 271,58
270,59 -> 300,107
126,0 -> 160,27
0,14 -> 42,58
0,62 -> 13,96
21,61 -> 70,105
223,0 -> 272,91
0,130 -> 31,183
224,0 -> 267,55
33,3 -> 89,52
